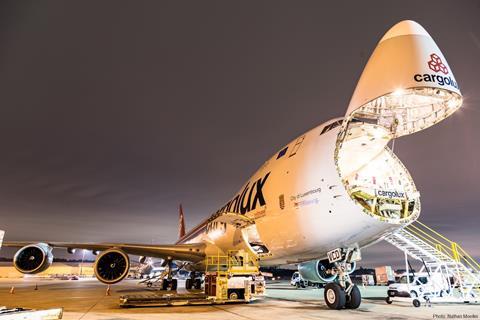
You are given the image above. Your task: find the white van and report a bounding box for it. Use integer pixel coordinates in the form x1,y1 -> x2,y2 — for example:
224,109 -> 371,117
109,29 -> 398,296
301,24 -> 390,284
290,272 -> 323,288
290,272 -> 308,288
387,272 -> 449,299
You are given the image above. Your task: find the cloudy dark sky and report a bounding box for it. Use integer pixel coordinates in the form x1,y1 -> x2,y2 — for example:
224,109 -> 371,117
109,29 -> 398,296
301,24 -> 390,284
0,1 -> 479,268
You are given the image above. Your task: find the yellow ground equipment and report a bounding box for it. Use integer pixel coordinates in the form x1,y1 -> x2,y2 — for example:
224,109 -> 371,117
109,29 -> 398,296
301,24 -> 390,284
205,249 -> 265,301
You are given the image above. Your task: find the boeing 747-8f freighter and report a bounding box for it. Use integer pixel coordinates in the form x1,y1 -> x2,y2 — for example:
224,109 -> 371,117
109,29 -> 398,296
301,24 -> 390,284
3,20 -> 463,309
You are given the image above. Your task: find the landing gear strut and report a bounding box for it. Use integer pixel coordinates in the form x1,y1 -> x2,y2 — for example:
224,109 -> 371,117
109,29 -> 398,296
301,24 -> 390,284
161,259 -> 177,291
323,248 -> 362,310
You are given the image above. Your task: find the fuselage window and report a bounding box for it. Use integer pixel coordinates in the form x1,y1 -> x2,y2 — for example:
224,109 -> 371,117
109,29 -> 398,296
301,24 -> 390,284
277,146 -> 288,159
289,135 -> 305,157
320,120 -> 342,135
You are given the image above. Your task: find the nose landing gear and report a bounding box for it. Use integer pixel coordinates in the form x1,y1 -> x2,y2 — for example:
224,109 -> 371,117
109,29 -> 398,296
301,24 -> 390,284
323,248 -> 362,310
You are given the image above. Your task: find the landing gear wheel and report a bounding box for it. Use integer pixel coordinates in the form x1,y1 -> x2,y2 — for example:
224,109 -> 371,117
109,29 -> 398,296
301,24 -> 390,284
162,279 -> 169,290
171,279 -> 178,290
185,278 -> 192,290
295,282 -> 301,289
324,283 -> 346,310
412,299 -> 421,308
345,285 -> 361,309
385,297 -> 392,304
194,279 -> 202,289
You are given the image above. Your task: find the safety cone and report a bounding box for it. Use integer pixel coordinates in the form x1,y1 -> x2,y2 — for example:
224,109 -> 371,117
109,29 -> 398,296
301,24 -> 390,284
105,285 -> 111,296
34,283 -> 38,290
9,286 -> 15,294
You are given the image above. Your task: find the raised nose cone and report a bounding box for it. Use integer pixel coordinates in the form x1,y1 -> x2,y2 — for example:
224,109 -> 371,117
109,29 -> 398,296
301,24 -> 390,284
379,20 -> 430,42
344,20 -> 462,138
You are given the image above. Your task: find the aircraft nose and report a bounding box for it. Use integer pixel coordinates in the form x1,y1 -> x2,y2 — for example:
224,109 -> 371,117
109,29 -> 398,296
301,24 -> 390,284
379,20 -> 430,43
344,19 -> 462,139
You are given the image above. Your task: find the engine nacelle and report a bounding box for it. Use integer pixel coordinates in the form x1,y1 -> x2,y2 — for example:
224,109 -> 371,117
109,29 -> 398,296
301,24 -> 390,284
13,243 -> 53,274
298,259 -> 338,283
298,259 -> 356,283
94,249 -> 130,284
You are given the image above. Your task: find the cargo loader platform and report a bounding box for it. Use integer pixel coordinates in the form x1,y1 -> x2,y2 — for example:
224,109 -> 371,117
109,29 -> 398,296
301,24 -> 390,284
121,249 -> 265,308
119,292 -> 255,307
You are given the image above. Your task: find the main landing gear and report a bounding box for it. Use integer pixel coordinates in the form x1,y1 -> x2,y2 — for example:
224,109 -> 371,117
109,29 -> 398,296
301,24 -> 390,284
323,248 -> 362,310
161,259 -> 177,291
185,272 -> 202,290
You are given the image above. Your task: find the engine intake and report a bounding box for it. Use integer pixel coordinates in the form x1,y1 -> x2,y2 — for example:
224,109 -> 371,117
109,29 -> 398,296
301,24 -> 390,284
13,243 -> 53,274
94,249 -> 130,284
298,259 -> 357,283
298,259 -> 338,283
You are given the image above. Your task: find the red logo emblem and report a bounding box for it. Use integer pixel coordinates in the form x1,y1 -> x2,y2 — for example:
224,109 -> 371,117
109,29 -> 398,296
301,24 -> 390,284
428,53 -> 448,74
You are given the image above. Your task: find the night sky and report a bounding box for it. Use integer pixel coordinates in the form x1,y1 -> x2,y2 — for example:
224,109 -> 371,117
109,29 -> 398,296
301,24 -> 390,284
0,1 -> 479,268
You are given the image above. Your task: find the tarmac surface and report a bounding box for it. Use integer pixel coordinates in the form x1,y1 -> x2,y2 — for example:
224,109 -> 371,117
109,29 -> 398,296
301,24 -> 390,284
0,278 -> 479,320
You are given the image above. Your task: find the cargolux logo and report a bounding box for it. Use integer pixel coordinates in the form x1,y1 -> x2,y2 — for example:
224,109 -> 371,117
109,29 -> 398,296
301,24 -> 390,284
427,53 -> 448,74
375,189 -> 405,199
413,53 -> 458,89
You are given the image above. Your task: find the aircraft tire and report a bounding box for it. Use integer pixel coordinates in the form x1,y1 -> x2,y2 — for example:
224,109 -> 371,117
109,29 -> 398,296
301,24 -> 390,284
194,279 -> 202,289
162,279 -> 169,290
324,283 -> 346,310
186,279 -> 192,289
171,279 -> 178,290
345,285 -> 361,309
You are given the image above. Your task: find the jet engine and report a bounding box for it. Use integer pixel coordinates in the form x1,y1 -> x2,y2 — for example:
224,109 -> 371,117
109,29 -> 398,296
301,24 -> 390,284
94,249 -> 130,284
298,259 -> 356,283
298,259 -> 335,283
13,243 -> 53,274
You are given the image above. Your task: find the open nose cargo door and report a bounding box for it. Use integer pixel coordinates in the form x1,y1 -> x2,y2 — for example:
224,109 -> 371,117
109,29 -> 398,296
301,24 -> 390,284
336,20 -> 463,223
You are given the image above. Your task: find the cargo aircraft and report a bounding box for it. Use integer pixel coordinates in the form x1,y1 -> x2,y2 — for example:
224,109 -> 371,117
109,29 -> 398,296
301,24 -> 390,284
2,20 -> 463,309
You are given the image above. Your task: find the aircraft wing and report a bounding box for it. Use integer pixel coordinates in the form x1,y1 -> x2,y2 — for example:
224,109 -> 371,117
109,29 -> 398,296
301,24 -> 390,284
2,241 -> 205,263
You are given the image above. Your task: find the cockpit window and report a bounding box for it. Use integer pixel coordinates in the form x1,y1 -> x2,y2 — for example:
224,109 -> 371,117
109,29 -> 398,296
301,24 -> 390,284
320,120 -> 342,135
289,135 -> 305,157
